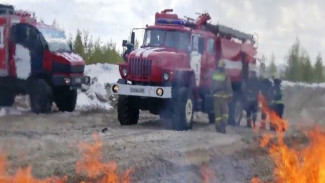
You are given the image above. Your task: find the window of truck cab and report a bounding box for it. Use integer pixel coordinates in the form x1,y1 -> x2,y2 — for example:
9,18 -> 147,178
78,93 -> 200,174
38,28 -> 71,52
143,29 -> 190,50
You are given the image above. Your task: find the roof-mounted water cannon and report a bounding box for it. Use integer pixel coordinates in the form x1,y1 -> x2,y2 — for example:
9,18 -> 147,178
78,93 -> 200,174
195,13 -> 211,28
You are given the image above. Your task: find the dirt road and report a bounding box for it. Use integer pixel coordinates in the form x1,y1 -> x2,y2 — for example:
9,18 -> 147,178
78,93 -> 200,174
0,108 -> 273,183
0,83 -> 323,182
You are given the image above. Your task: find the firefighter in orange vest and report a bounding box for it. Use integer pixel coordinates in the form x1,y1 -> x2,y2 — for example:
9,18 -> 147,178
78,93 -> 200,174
211,60 -> 233,133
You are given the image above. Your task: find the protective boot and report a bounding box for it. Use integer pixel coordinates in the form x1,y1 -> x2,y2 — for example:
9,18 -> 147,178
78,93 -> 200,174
252,114 -> 257,128
247,119 -> 252,128
216,122 -> 226,134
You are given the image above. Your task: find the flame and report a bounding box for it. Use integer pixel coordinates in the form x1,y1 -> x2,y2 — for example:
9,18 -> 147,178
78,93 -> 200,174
201,165 -> 217,183
259,94 -> 288,132
0,134 -> 132,183
255,95 -> 325,183
250,176 -> 261,183
76,134 -> 133,183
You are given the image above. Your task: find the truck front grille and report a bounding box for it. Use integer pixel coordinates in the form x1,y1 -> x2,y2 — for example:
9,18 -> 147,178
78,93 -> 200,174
52,62 -> 84,74
129,58 -> 152,78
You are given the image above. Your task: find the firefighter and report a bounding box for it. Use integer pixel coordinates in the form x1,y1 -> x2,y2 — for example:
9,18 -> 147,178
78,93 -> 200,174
259,77 -> 274,129
243,73 -> 259,128
270,77 -> 285,131
211,60 -> 233,133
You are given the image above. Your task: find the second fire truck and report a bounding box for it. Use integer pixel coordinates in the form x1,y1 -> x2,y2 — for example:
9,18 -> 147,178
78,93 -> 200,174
112,9 -> 258,130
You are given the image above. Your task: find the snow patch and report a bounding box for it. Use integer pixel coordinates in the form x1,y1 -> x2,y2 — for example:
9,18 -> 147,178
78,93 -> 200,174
76,63 -> 120,111
282,81 -> 325,88
0,107 -> 22,117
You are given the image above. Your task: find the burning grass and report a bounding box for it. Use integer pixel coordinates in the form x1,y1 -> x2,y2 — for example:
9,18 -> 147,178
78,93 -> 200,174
0,134 -> 132,183
253,96 -> 325,183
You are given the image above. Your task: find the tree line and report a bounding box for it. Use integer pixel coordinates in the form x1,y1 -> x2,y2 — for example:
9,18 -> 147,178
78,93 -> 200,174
70,30 -> 123,65
260,39 -> 324,83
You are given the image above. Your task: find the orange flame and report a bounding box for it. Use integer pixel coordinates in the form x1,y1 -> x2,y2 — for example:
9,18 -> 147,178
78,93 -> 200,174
255,95 -> 325,183
259,94 -> 288,132
76,134 -> 133,183
0,134 -> 132,183
201,165 -> 217,183
250,176 -> 261,183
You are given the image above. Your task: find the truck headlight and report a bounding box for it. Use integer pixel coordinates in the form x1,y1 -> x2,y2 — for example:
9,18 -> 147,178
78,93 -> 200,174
112,84 -> 119,93
163,73 -> 170,81
64,77 -> 71,85
156,88 -> 164,96
122,68 -> 128,77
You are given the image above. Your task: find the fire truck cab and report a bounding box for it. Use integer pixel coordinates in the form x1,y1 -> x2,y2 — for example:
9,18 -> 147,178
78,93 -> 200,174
112,9 -> 257,130
0,4 -> 90,113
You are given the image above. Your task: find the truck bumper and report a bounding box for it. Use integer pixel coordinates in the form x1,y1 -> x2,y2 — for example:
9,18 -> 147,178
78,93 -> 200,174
52,75 -> 90,88
110,83 -> 172,99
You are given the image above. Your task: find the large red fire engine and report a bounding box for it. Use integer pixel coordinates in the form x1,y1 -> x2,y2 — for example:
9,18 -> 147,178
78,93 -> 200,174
112,9 -> 258,130
0,4 -> 89,113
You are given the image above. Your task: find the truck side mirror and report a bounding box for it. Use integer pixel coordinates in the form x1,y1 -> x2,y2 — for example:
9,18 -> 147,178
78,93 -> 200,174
198,37 -> 205,54
122,40 -> 127,47
131,32 -> 135,45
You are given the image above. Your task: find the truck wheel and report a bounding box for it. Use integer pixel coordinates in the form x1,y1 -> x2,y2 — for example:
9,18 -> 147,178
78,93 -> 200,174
29,79 -> 53,114
229,94 -> 243,126
0,88 -> 15,106
118,95 -> 139,125
172,88 -> 193,131
54,87 -> 77,112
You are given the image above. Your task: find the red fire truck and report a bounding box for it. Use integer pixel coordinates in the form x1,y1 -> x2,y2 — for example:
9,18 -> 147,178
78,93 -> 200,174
112,9 -> 258,130
0,4 -> 89,113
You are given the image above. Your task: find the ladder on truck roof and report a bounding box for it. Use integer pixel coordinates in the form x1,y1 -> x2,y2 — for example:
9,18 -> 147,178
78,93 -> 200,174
207,24 -> 255,44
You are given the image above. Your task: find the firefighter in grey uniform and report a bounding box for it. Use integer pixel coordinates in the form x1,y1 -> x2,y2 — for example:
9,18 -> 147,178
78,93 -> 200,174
211,60 -> 233,133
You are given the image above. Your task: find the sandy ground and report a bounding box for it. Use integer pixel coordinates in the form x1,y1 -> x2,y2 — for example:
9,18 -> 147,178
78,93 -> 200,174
0,84 -> 323,183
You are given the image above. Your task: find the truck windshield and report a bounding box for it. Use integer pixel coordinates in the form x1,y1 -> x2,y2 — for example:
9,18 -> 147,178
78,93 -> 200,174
143,29 -> 190,50
38,28 -> 71,53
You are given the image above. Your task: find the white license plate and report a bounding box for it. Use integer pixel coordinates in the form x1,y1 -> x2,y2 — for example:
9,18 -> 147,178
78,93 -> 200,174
130,87 -> 146,94
75,78 -> 82,83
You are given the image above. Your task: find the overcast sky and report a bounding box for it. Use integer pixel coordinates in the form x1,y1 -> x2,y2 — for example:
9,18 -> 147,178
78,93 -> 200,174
2,0 -> 325,65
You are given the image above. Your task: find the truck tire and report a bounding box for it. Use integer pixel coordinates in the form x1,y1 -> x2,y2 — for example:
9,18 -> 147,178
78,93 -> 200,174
118,95 -> 139,125
54,87 -> 77,112
172,88 -> 193,131
0,88 -> 15,106
229,94 -> 243,126
28,79 -> 53,114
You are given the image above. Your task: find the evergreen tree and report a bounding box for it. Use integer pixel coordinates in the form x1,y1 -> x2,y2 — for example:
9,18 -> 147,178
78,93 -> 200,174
73,30 -> 84,57
285,39 -> 303,82
301,55 -> 313,83
72,29 -> 123,64
259,55 -> 267,78
269,53 -> 277,78
314,54 -> 324,83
